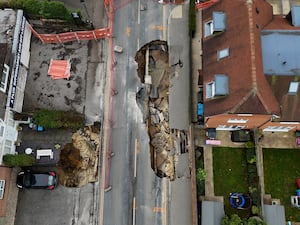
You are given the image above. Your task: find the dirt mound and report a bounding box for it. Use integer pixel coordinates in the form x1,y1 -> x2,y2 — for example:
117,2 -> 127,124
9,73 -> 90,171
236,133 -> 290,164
57,125 -> 100,187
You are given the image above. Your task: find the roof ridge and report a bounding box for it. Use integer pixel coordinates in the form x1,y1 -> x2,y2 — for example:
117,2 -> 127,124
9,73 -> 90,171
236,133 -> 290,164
247,1 -> 257,90
230,89 -> 255,113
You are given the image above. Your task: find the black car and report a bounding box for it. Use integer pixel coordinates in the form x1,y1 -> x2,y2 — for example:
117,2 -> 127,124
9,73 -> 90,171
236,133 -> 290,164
17,170 -> 58,190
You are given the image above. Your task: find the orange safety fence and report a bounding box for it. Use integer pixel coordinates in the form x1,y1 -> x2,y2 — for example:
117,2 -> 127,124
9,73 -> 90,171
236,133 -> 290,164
27,22 -> 111,44
195,0 -> 218,10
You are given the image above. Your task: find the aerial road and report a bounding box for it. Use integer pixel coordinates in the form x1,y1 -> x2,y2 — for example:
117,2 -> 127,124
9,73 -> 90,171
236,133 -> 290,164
101,1 -> 172,225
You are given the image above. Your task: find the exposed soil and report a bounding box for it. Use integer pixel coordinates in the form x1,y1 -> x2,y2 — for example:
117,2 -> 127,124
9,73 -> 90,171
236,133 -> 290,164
135,40 -> 176,179
57,124 -> 100,187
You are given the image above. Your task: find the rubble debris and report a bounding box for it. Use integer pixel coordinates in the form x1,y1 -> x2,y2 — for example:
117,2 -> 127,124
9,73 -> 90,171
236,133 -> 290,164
57,124 -> 100,187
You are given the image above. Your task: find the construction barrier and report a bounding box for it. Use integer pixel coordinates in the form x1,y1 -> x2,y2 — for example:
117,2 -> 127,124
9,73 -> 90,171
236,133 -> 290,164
27,22 -> 111,43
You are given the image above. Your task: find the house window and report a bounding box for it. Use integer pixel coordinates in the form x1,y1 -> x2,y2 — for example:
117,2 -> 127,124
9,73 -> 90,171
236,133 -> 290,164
206,74 -> 229,99
4,140 -> 12,155
0,180 -> 5,199
204,20 -> 214,37
206,81 -> 215,98
0,125 -> 4,137
218,48 -> 229,60
0,64 -> 9,93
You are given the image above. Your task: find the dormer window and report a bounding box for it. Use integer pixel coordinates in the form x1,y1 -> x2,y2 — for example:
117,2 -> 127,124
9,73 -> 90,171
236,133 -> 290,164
206,74 -> 229,99
213,12 -> 226,33
204,20 -> 214,37
204,12 -> 227,38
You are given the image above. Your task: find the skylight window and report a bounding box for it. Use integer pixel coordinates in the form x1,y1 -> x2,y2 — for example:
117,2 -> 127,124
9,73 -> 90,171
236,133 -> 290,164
217,48 -> 229,60
227,118 -> 248,123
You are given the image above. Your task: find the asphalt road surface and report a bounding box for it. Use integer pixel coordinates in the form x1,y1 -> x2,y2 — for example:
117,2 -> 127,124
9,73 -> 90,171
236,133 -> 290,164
102,1 -> 172,225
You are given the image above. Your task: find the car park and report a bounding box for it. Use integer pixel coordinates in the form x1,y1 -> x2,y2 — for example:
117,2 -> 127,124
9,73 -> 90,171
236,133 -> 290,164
17,170 -> 58,190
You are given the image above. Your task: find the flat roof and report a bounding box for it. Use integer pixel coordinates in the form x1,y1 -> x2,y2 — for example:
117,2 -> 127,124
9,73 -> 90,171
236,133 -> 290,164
0,9 -> 16,43
262,30 -> 300,76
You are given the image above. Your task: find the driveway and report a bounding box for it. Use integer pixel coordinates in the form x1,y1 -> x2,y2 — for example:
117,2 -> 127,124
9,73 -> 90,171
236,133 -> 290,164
14,178 -> 98,225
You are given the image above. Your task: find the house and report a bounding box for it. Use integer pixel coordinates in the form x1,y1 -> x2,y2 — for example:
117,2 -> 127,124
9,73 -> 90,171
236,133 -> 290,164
201,0 -> 300,121
201,0 -> 281,117
200,0 -> 300,223
0,9 -> 32,217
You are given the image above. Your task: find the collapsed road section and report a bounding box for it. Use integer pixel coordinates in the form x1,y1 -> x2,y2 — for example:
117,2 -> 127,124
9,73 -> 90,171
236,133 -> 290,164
135,40 -> 189,180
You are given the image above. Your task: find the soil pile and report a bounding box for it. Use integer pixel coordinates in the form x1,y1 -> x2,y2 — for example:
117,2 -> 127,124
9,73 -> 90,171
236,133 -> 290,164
57,124 -> 100,187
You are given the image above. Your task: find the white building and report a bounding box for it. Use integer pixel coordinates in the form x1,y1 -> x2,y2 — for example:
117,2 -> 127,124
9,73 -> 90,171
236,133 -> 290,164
0,9 -> 32,164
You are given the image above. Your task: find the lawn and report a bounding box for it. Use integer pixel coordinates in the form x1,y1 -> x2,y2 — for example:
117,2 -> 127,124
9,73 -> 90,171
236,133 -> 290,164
213,147 -> 249,217
263,148 -> 300,222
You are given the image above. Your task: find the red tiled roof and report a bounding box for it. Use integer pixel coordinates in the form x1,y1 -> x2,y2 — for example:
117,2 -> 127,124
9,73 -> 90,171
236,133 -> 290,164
205,113 -> 272,129
264,15 -> 300,30
0,167 -> 12,217
202,0 -> 280,117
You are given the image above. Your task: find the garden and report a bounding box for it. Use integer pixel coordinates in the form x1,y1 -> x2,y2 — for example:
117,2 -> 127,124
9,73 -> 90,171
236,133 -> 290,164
213,147 -> 263,222
263,148 -> 300,222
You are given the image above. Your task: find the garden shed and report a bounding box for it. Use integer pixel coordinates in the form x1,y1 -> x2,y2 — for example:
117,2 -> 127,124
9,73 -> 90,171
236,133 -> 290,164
201,201 -> 224,225
263,204 -> 285,225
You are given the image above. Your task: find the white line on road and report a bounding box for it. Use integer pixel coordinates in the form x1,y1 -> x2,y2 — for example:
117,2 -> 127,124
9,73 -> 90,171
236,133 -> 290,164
162,5 -> 167,40
138,0 -> 141,24
133,197 -> 136,225
162,178 -> 169,225
134,138 -> 138,178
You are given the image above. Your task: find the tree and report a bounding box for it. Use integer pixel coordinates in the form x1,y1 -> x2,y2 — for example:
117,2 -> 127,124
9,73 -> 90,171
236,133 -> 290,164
39,1 -> 69,20
22,0 -> 41,15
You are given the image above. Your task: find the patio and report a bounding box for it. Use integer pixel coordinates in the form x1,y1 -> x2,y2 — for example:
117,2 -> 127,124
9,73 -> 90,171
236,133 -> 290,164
16,124 -> 73,165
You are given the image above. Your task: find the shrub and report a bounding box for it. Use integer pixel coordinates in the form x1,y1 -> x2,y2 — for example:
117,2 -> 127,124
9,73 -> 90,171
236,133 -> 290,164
246,148 -> 256,162
3,154 -> 35,167
39,0 -> 70,20
22,0 -> 41,15
6,0 -> 76,22
33,109 -> 85,129
245,141 -> 255,149
222,214 -> 267,225
196,168 -> 206,196
8,0 -> 23,8
251,205 -> 259,215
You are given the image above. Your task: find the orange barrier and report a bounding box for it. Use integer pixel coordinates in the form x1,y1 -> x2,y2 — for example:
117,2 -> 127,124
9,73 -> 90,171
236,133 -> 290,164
195,0 -> 218,10
27,22 -> 111,43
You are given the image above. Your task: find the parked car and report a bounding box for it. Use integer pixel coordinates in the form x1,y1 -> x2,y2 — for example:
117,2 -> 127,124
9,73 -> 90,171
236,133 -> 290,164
17,170 -> 58,190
